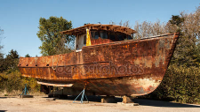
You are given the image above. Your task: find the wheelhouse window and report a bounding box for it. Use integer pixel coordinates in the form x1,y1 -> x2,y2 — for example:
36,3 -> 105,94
91,30 -> 133,41
91,31 -> 99,39
100,31 -> 108,39
117,33 -> 126,41
109,32 -> 116,41
127,35 -> 133,40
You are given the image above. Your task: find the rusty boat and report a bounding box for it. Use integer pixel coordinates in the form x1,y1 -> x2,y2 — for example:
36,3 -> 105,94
18,24 -> 179,97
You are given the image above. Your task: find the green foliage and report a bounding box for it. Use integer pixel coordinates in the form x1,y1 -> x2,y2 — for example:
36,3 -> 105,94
170,9 -> 200,67
0,28 -> 4,67
25,54 -> 31,57
0,29 -> 39,94
0,52 -> 4,72
171,34 -> 200,67
169,15 -> 184,26
37,16 -> 74,56
0,49 -> 19,73
0,70 -> 40,93
146,65 -> 200,103
0,50 -> 40,93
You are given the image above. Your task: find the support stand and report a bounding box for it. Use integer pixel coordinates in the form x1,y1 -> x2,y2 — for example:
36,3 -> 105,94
73,83 -> 89,103
20,84 -> 33,98
21,84 -> 29,95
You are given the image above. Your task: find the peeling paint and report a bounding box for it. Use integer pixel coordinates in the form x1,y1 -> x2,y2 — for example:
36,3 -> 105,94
18,33 -> 179,96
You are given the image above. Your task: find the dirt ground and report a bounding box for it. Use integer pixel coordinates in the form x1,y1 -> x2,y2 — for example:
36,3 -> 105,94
0,95 -> 200,112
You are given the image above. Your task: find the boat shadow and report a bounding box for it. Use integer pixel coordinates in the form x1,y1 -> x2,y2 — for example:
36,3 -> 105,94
0,97 -> 7,99
0,96 -> 16,99
0,110 -> 7,112
47,95 -> 200,108
133,98 -> 200,108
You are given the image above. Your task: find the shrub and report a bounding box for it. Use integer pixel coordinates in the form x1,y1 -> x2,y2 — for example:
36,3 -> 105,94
0,70 -> 40,94
143,64 -> 200,104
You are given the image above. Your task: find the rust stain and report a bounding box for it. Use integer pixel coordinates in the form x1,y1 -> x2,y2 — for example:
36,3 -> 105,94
18,31 -> 179,96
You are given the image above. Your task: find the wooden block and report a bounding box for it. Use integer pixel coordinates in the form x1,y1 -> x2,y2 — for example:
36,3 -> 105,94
122,96 -> 133,103
101,96 -> 116,103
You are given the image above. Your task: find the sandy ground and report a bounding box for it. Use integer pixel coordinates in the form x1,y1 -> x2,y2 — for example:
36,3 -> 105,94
0,95 -> 200,112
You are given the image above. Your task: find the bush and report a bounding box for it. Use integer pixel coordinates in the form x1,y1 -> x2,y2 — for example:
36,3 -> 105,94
0,70 -> 40,94
143,64 -> 200,104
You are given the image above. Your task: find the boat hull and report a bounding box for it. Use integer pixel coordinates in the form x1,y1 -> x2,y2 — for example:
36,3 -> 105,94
18,33 -> 179,96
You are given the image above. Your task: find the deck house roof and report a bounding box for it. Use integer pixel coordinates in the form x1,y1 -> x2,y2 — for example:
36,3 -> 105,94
61,24 -> 136,35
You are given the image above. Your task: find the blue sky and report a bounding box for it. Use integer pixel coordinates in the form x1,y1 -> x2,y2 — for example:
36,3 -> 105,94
0,0 -> 199,57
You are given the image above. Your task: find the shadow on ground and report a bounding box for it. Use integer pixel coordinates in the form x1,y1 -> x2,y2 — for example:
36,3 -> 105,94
45,95 -> 200,108
133,98 -> 200,108
0,110 -> 7,112
0,96 -> 16,99
0,97 -> 7,99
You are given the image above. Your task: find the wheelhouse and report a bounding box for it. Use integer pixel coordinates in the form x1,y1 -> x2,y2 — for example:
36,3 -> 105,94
61,24 -> 136,51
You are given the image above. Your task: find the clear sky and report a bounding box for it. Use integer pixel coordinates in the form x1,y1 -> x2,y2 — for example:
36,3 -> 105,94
0,0 -> 199,57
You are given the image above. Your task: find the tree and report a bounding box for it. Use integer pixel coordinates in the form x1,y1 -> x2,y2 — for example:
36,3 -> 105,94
25,54 -> 31,57
4,49 -> 19,72
0,28 -> 4,72
134,20 -> 168,39
169,7 -> 200,66
119,20 -> 132,28
0,28 -> 4,59
169,15 -> 184,27
37,16 -> 73,56
139,6 -> 200,103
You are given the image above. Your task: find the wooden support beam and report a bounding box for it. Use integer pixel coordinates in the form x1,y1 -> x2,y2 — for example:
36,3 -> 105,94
122,96 -> 133,103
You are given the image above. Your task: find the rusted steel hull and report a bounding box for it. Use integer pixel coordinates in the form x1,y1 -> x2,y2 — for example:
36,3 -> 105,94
18,33 -> 179,96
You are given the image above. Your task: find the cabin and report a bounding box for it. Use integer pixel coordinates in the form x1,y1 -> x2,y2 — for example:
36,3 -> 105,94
61,24 -> 136,52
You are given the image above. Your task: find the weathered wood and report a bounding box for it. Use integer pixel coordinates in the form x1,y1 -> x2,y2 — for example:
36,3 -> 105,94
122,96 -> 133,103
101,96 -> 116,103
61,24 -> 136,36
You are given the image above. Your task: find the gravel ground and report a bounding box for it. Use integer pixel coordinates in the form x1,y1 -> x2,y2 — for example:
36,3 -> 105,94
0,96 -> 200,112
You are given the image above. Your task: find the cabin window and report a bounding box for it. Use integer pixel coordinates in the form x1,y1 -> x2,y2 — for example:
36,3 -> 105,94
117,33 -> 125,41
91,31 -> 99,39
127,35 -> 133,40
110,32 -> 116,41
100,31 -> 108,39
118,34 -> 123,41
